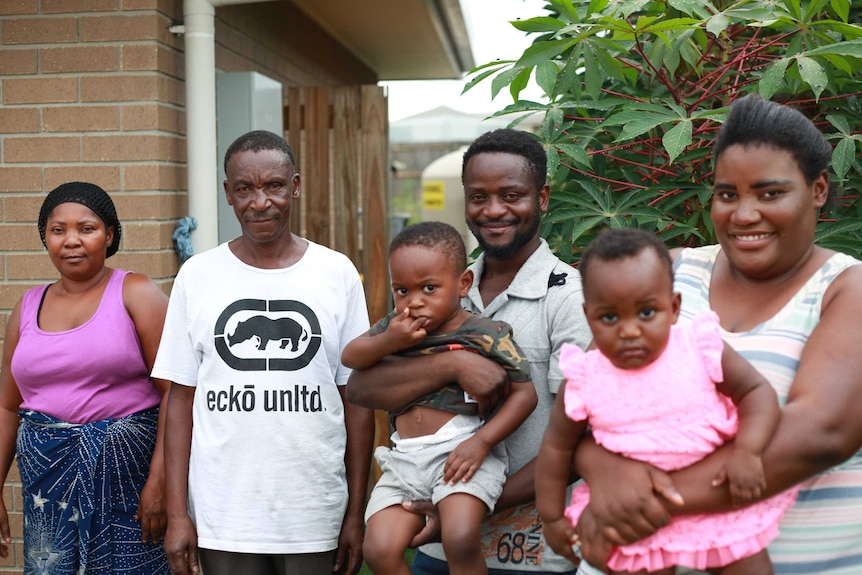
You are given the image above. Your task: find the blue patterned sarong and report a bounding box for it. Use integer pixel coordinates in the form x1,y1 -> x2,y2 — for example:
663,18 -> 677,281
17,408 -> 170,575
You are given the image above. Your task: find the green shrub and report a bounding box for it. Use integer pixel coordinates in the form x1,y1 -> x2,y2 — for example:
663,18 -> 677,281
468,0 -> 862,261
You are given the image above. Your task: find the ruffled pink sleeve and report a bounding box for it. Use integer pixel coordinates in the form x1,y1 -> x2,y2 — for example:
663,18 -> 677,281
559,343 -> 589,421
691,310 -> 724,383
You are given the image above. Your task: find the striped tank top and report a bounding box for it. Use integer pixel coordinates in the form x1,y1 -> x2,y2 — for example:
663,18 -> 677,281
674,245 -> 862,575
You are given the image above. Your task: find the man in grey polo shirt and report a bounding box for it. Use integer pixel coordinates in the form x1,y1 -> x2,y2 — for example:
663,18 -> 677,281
348,128 -> 590,575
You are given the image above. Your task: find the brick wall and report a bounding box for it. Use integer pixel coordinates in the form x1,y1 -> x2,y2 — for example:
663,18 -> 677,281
0,1 -> 184,571
0,1 -> 379,571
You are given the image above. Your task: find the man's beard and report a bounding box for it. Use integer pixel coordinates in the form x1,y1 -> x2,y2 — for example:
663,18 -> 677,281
468,205 -> 541,260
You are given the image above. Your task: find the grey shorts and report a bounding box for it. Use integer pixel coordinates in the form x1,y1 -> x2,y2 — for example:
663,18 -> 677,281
365,417 -> 508,522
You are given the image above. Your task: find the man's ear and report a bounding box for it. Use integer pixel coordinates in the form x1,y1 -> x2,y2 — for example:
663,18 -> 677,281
538,184 -> 550,214
224,180 -> 233,206
459,268 -> 474,298
291,173 -> 301,198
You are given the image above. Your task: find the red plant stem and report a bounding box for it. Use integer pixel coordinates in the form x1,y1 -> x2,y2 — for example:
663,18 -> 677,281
629,22 -> 683,104
561,162 -> 648,189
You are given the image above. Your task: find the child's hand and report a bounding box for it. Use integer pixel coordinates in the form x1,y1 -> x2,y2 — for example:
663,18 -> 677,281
575,505 -> 615,572
542,517 -> 580,565
442,435 -> 490,484
711,448 -> 766,507
384,308 -> 429,351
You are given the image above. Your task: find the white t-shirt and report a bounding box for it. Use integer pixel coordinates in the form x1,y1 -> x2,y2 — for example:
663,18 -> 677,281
153,241 -> 369,554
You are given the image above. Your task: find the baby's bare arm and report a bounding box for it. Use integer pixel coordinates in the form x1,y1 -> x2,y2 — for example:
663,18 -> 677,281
342,309 -> 428,370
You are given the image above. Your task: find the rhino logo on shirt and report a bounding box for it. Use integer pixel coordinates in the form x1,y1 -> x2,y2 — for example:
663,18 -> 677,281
228,316 -> 309,351
215,299 -> 321,371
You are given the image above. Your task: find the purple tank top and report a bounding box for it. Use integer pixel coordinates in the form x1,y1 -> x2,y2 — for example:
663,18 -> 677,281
11,269 -> 161,424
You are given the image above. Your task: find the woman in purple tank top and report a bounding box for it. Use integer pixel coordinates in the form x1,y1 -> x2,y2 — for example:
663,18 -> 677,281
0,182 -> 171,574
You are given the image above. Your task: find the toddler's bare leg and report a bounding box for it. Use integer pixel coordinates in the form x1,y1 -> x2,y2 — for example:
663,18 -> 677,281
437,493 -> 488,575
364,505 -> 426,575
713,549 -> 773,575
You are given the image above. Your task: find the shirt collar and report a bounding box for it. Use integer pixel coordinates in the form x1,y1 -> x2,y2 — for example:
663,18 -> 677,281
467,239 -> 568,307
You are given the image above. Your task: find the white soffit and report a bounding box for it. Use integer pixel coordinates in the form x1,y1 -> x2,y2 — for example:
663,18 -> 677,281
289,0 -> 475,80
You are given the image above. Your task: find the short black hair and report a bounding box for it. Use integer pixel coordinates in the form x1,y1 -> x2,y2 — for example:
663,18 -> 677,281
580,228 -> 673,297
462,128 -> 546,192
390,221 -> 467,274
714,94 -> 832,184
38,181 -> 122,258
224,130 -> 296,175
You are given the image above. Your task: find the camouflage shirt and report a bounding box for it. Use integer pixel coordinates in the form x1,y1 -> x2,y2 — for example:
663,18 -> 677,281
369,310 -> 532,420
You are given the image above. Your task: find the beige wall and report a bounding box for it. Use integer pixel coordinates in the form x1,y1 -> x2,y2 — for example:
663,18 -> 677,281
0,1 -> 378,571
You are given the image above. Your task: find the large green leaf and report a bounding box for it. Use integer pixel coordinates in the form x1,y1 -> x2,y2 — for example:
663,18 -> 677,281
510,16 -> 568,33
832,137 -> 856,179
662,120 -> 693,163
490,66 -> 526,99
758,58 -> 790,100
706,13 -> 731,37
556,143 -> 592,169
583,44 -> 602,101
796,56 -> 828,99
514,40 -> 574,69
535,61 -> 559,96
804,40 -> 862,57
830,0 -> 850,22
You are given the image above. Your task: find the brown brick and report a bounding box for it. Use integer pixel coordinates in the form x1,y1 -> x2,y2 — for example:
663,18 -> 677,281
0,284 -> 32,313
83,134 -> 183,162
112,249 -> 178,278
114,192 -> 186,220
91,74 -> 186,106
112,193 -> 161,220
0,168 -> 41,193
120,44 -> 156,70
123,163 -> 185,190
45,165 -> 121,191
4,136 -> 79,163
9,484 -> 20,513
121,103 -> 183,133
2,195 -> 43,223
2,77 -> 78,105
0,313 -> 6,339
80,14 -> 170,43
123,221 -> 176,250
159,74 -> 184,105
5,254 -> 57,280
0,225 -> 41,250
0,543 -> 24,572
42,0 -> 117,12
121,44 -> 183,79
0,529 -> 15,565
0,48 -> 37,75
0,487 -> 10,515
5,510 -> 22,539
7,460 -> 18,483
43,105 -> 119,132
41,46 -> 118,73
122,0 -> 180,18
1,17 -> 77,45
0,107 -> 40,134
80,74 -> 171,103
0,0 -> 36,16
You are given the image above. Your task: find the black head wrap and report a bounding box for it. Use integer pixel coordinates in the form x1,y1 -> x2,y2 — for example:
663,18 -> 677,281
38,182 -> 122,258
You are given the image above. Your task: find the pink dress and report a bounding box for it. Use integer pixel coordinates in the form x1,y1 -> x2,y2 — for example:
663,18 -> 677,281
561,311 -> 798,572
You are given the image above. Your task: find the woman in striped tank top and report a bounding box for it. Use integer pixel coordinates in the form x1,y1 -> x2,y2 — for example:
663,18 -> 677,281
573,95 -> 862,575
